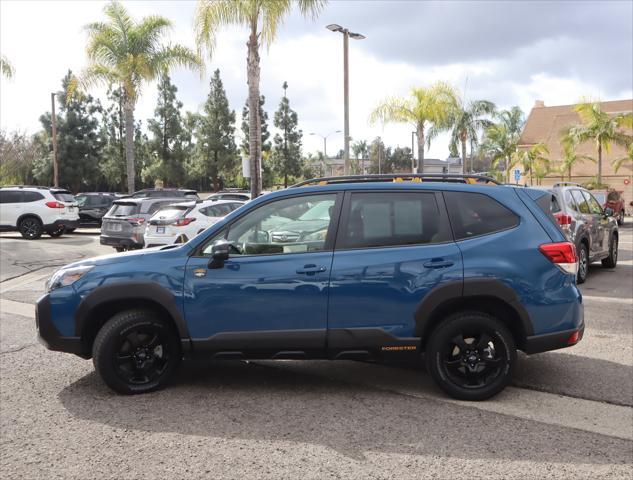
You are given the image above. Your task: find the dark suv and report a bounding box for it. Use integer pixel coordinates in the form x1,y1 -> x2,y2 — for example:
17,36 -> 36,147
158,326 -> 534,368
75,192 -> 119,228
128,188 -> 199,199
538,183 -> 618,283
37,174 -> 584,401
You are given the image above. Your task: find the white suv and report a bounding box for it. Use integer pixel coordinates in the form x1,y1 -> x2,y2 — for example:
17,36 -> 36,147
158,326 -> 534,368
0,186 -> 79,239
144,199 -> 244,247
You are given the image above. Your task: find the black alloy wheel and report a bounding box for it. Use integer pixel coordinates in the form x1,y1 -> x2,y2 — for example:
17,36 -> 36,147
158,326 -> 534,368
602,235 -> 618,268
426,311 -> 516,401
577,243 -> 589,284
93,309 -> 180,394
47,226 -> 65,237
18,217 -> 43,240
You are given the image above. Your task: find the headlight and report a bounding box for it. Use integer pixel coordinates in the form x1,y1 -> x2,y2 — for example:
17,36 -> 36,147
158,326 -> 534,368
46,265 -> 94,292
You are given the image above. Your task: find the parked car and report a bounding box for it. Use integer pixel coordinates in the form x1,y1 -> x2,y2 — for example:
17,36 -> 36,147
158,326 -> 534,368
538,182 -> 619,283
0,186 -> 79,239
74,192 -> 119,229
206,190 -> 251,202
591,190 -> 626,226
127,188 -> 199,199
100,197 -> 184,251
144,199 -> 244,248
38,174 -> 584,401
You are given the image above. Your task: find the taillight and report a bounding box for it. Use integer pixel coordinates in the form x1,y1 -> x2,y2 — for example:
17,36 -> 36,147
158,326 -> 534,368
45,201 -> 65,209
127,218 -> 145,226
175,217 -> 196,227
539,242 -> 578,275
553,213 -> 572,225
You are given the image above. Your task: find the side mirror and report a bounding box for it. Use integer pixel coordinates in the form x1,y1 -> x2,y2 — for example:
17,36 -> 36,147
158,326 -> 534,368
208,240 -> 230,269
604,207 -> 614,217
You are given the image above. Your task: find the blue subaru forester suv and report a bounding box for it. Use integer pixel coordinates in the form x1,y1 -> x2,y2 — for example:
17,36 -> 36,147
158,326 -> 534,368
36,175 -> 584,400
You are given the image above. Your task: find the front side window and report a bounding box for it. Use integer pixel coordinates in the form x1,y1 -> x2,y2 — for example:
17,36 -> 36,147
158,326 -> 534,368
444,191 -> 519,240
202,194 -> 337,256
582,191 -> 603,215
338,192 -> 447,249
571,190 -> 590,214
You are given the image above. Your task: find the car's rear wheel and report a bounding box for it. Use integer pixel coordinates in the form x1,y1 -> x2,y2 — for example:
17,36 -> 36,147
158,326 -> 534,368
65,228 -> 76,233
47,226 -> 64,237
18,217 -> 43,240
577,243 -> 589,284
601,235 -> 618,268
425,311 -> 516,401
92,309 -> 181,395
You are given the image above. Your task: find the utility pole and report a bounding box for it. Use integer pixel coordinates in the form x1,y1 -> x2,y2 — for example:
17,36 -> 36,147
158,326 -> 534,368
326,24 -> 365,176
50,92 -> 59,187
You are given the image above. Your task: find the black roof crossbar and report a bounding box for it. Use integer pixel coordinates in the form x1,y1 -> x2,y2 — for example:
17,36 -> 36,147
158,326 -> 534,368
291,173 -> 501,188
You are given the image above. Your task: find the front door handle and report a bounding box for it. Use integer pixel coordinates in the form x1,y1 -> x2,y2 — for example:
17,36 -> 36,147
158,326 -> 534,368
423,259 -> 454,269
296,264 -> 327,275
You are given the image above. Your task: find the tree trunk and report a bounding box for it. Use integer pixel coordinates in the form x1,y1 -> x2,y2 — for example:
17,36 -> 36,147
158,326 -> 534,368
284,173 -> 288,189
597,143 -> 602,185
247,20 -> 262,198
417,124 -> 425,173
124,101 -> 135,194
459,130 -> 467,173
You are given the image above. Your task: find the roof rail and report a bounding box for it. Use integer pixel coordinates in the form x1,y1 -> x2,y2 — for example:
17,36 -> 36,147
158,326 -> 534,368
552,182 -> 582,188
0,185 -> 68,190
291,173 -> 501,188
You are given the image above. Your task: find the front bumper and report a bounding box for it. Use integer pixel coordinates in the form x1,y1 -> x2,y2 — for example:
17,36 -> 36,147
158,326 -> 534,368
36,294 -> 87,358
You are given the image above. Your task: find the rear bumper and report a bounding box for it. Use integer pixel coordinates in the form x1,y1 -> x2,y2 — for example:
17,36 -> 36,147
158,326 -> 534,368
36,294 -> 87,358
44,219 -> 79,231
523,322 -> 585,355
100,235 -> 144,249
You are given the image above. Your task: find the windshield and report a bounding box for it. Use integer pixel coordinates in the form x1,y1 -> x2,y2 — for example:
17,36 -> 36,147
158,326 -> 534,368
109,202 -> 140,216
298,200 -> 335,221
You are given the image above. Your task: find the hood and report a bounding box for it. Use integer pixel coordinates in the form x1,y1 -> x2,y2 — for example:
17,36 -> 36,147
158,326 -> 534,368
60,244 -> 188,270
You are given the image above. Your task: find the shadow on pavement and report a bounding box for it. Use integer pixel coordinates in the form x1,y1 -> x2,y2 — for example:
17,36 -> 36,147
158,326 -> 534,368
58,360 -> 631,464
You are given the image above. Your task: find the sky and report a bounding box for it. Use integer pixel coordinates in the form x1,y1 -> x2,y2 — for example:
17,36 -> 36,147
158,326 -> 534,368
1,0 -> 632,159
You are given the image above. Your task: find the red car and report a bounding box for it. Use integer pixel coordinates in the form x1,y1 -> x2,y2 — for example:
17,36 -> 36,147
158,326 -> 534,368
592,190 -> 626,225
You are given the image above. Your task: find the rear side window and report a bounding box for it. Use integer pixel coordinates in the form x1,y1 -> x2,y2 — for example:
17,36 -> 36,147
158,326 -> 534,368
582,191 -> 603,214
205,204 -> 232,217
109,202 -> 140,216
444,191 -> 519,240
0,191 -> 22,203
53,192 -> 75,202
571,190 -> 590,214
23,191 -> 44,202
564,190 -> 578,212
338,192 -> 447,249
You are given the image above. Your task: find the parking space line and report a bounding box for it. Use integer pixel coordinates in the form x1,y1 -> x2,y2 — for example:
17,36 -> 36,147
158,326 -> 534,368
0,271 -> 50,293
0,298 -> 35,318
582,295 -> 633,304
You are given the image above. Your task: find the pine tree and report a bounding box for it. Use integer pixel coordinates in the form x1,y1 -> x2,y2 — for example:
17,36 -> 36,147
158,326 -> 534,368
194,69 -> 237,191
35,70 -> 103,192
272,82 -> 302,187
145,74 -> 187,186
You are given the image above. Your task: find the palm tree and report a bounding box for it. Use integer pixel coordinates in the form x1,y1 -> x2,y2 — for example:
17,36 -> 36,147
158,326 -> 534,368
351,140 -> 369,174
559,132 -> 595,181
369,82 -> 458,173
76,1 -> 201,193
566,102 -> 633,185
481,107 -> 525,182
612,142 -> 633,173
195,0 -> 326,198
516,142 -> 549,186
1,55 -> 14,78
448,99 -> 496,173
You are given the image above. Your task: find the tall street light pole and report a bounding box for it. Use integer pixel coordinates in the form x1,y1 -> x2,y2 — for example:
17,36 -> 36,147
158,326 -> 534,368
310,130 -> 341,176
50,92 -> 59,187
326,24 -> 365,176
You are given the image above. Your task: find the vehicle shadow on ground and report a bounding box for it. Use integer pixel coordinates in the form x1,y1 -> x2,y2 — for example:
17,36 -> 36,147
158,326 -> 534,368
58,360 -> 631,464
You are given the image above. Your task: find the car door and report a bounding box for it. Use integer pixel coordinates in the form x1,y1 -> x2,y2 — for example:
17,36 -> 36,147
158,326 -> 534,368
582,190 -> 608,255
327,190 -> 462,352
570,189 -> 594,251
184,192 -> 342,354
0,190 -> 23,226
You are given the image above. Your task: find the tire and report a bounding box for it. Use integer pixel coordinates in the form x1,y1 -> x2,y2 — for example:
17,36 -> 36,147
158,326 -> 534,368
577,243 -> 589,284
425,311 -> 516,401
601,235 -> 618,268
92,309 -> 181,395
65,228 -> 76,233
115,247 -> 126,253
47,227 -> 64,237
18,216 -> 43,240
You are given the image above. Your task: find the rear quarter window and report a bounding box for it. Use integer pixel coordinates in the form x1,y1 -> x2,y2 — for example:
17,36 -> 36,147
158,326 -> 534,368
23,191 -> 45,202
444,191 -> 519,240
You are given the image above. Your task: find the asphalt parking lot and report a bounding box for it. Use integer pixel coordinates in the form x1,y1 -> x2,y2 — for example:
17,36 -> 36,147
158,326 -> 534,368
1,226 -> 632,479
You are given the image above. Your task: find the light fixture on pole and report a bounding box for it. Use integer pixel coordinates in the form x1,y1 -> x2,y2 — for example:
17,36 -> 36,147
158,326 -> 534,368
326,24 -> 365,176
310,130 -> 341,176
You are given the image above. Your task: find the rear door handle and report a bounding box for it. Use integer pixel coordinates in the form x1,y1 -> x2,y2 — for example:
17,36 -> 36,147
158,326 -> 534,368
423,259 -> 454,269
296,264 -> 327,275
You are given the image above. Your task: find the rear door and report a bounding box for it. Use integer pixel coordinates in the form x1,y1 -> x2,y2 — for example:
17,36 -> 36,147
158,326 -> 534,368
582,190 -> 608,255
327,190 -> 462,351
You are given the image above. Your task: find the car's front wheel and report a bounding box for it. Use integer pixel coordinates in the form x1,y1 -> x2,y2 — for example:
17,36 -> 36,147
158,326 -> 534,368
18,217 -> 43,240
92,309 -> 181,395
577,243 -> 589,284
425,311 -> 516,401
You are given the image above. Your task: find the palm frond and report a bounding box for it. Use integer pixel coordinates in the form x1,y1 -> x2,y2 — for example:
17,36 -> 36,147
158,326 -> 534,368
369,97 -> 415,126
